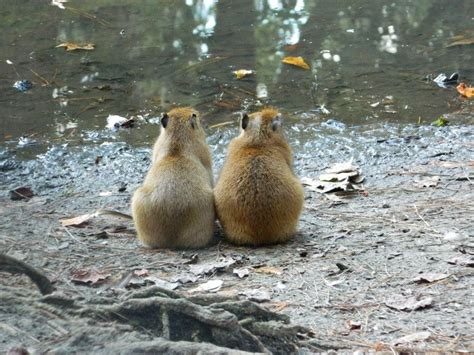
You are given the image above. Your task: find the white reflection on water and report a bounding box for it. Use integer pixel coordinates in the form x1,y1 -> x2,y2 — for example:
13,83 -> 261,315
189,0 -> 217,38
378,25 -> 398,54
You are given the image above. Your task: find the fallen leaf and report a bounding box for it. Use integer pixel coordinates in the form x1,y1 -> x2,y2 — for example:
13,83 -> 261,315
347,320 -> 361,330
392,331 -> 431,346
253,266 -> 283,275
56,42 -> 95,51
319,171 -> 358,182
412,273 -> 449,284
59,209 -> 131,228
240,289 -> 271,302
326,161 -> 359,174
189,279 -> 223,293
59,212 -> 98,227
448,255 -> 474,267
189,257 -> 236,276
414,176 -> 440,188
385,295 -> 433,311
431,117 -> 449,127
233,69 -> 254,79
9,187 -> 34,200
71,269 -> 110,285
282,56 -> 310,70
144,276 -> 179,290
456,83 -> 474,98
233,267 -> 250,278
133,269 -> 149,277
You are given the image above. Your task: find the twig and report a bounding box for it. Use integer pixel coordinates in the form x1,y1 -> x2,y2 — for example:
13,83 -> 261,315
29,68 -> 50,86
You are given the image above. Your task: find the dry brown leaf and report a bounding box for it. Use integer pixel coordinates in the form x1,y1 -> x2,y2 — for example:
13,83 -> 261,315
457,83 -> 474,98
56,42 -> 95,51
233,69 -> 254,79
253,266 -> 283,275
59,212 -> 98,227
71,269 -> 110,285
347,320 -> 361,330
9,187 -> 34,200
282,56 -> 310,70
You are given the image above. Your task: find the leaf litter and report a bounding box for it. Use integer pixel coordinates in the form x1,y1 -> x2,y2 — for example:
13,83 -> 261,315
385,294 -> 433,311
456,83 -> 474,98
189,257 -> 238,276
56,42 -> 95,51
282,56 -> 310,70
71,269 -> 110,285
59,209 -> 132,227
302,159 -> 365,195
233,69 -> 254,80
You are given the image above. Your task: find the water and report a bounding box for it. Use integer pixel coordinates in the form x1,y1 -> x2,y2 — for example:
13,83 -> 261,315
1,0 -> 473,157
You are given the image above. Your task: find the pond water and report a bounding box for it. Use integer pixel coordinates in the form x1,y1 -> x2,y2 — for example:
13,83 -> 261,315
1,0 -> 473,158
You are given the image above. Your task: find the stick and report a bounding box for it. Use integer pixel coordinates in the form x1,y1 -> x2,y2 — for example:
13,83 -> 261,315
0,254 -> 54,295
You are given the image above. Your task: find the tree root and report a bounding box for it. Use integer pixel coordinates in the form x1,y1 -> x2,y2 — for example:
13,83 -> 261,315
0,254 -> 54,295
0,285 -> 323,353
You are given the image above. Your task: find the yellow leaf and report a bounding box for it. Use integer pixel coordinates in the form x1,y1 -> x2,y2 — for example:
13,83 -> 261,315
56,42 -> 95,51
457,83 -> 474,98
233,69 -> 254,79
282,56 -> 310,70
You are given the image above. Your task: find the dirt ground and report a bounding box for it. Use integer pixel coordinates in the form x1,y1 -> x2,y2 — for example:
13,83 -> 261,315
1,119 -> 473,353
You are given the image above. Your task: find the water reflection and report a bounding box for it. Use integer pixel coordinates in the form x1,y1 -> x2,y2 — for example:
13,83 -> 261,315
0,0 -> 473,150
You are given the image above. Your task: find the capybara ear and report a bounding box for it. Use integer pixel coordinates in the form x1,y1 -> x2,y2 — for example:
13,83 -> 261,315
241,112 -> 249,130
161,113 -> 169,129
190,113 -> 197,129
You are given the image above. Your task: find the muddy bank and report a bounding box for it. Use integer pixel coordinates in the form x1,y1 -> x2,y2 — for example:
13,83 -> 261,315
1,120 -> 474,353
